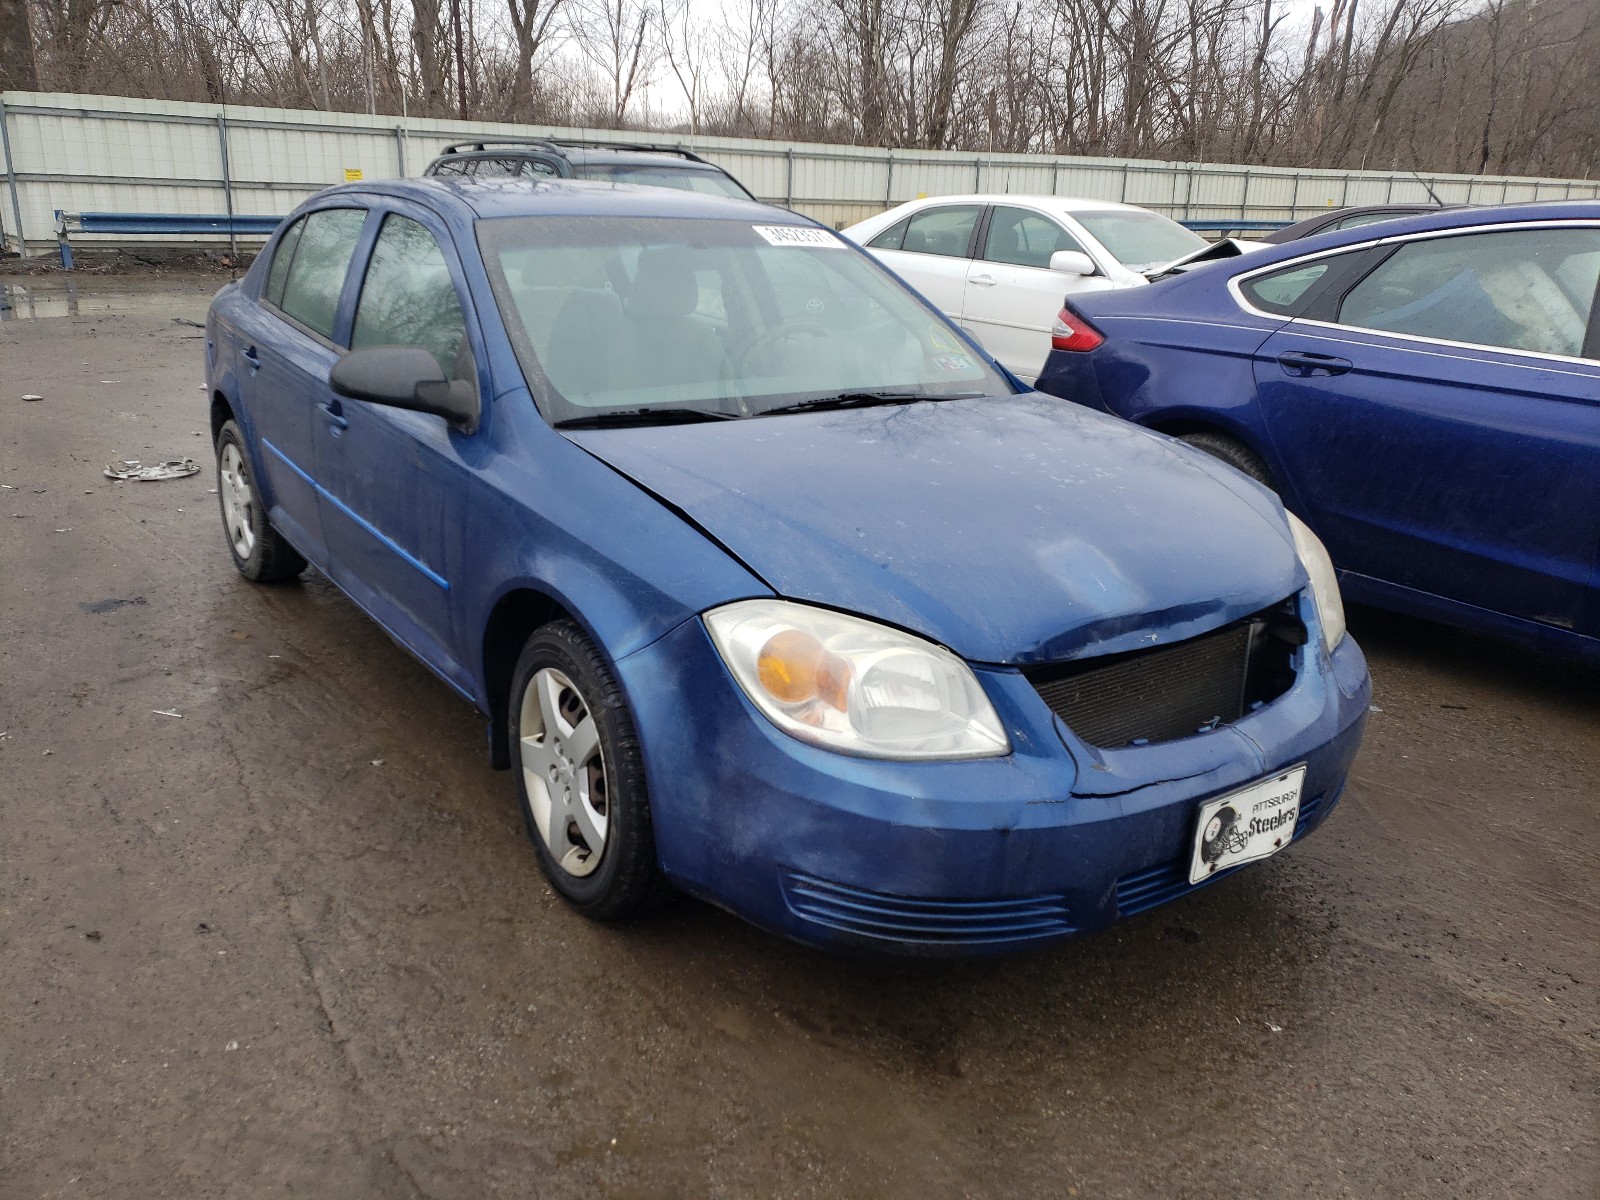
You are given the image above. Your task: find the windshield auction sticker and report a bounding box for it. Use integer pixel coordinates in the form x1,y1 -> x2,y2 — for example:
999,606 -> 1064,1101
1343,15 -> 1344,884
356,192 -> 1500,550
753,225 -> 842,248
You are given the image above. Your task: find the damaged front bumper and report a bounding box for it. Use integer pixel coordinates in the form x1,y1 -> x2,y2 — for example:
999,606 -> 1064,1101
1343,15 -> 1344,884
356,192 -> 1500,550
616,606 -> 1370,957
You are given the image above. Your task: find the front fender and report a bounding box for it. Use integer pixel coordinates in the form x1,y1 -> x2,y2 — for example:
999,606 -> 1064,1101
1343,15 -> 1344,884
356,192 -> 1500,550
457,397 -> 772,716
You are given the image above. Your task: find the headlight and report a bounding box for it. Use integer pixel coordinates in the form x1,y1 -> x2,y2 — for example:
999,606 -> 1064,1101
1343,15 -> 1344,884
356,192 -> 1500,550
703,600 -> 1010,760
1287,512 -> 1346,653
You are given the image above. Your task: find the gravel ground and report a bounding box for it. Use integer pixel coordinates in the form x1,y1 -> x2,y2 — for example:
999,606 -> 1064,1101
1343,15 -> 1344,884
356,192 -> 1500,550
2,276 -> 1596,1199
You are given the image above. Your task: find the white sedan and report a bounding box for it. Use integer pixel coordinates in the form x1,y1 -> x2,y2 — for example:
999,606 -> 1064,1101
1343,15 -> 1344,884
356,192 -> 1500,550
843,195 -> 1216,382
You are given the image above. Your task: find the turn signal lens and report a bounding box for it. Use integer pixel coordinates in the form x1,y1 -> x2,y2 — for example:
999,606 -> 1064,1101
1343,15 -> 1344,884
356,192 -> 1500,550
757,630 -> 854,711
1050,305 -> 1104,352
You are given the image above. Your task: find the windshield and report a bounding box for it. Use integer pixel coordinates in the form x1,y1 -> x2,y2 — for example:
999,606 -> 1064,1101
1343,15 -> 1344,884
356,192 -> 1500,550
572,163 -> 752,200
1075,211 -> 1207,271
478,216 -> 1012,424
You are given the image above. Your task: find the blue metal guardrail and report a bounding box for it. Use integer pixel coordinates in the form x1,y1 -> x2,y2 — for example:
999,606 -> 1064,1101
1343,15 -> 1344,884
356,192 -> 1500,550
53,210 -> 283,268
1179,219 -> 1291,233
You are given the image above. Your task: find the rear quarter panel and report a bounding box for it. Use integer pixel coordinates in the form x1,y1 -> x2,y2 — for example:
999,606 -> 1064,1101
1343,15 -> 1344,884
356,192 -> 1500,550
1034,268 -> 1290,482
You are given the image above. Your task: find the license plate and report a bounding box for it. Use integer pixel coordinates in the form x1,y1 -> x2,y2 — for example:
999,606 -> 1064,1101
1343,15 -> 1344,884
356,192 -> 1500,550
1187,765 -> 1306,885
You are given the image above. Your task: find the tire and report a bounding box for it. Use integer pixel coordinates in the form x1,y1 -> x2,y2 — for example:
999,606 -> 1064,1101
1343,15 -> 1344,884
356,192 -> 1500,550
508,620 -> 669,920
1178,431 -> 1276,491
214,420 -> 306,582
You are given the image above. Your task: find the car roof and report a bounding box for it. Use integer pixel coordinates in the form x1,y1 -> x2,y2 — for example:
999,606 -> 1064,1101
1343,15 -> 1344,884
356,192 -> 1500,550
307,176 -> 789,223
559,147 -> 722,170
883,193 -> 1147,216
1232,199 -> 1600,266
1261,203 -> 1452,244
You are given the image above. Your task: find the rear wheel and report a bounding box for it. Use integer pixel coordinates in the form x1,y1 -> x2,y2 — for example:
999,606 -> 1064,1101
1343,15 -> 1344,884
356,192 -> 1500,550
215,420 -> 306,581
509,620 -> 668,919
1178,431 -> 1276,491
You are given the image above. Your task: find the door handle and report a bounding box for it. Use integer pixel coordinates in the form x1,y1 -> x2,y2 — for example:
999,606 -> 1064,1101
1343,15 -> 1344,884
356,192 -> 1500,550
242,345 -> 262,371
969,273 -> 997,287
317,400 -> 349,432
1276,351 -> 1353,377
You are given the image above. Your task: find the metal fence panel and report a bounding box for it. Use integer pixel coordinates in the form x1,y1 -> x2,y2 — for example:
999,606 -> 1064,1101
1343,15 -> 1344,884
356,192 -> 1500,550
3,89 -> 1597,255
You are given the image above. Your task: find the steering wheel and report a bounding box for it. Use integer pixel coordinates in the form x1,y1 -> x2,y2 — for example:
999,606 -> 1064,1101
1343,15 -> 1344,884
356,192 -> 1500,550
721,318 -> 831,385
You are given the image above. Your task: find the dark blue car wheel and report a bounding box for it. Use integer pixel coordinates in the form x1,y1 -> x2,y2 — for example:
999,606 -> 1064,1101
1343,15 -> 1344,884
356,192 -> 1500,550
509,620 -> 669,919
214,420 -> 306,582
1178,431 -> 1276,491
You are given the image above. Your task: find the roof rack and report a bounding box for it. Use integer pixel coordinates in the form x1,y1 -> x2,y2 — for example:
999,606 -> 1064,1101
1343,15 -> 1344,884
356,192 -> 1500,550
436,137 -> 714,166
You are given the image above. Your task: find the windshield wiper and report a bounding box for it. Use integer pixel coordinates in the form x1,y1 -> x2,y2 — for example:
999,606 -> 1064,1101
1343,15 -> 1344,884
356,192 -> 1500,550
759,390 -> 983,417
554,406 -> 740,429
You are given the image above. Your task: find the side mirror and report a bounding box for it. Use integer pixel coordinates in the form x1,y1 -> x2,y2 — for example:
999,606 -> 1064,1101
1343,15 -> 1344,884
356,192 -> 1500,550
330,346 -> 479,430
1049,250 -> 1096,276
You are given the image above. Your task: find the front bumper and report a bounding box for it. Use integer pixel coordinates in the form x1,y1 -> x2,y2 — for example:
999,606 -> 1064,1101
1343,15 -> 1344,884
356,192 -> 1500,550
616,611 -> 1370,957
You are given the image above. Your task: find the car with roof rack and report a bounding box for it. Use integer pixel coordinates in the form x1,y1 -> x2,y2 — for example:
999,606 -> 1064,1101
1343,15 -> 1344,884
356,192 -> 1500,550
423,137 -> 757,202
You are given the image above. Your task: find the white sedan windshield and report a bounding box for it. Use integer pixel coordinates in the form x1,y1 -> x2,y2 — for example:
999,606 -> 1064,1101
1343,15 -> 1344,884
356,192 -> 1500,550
1076,211 -> 1207,272
478,216 -> 1011,423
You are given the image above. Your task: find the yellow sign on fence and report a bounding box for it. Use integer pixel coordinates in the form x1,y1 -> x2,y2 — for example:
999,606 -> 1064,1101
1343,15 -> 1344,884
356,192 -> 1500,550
344,168 -> 364,182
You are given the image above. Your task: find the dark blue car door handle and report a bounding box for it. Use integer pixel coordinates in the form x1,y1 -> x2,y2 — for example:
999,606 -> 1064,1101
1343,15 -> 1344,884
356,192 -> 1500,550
241,345 -> 262,371
318,399 -> 349,432
1277,350 -> 1353,378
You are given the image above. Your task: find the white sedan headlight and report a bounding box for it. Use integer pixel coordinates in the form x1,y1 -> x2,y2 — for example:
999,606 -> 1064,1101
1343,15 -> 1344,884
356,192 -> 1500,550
704,600 -> 1010,760
1287,512 -> 1346,653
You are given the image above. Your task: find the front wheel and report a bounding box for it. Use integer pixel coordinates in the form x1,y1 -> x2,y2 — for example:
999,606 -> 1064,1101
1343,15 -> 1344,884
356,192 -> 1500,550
215,420 -> 306,581
509,620 -> 668,920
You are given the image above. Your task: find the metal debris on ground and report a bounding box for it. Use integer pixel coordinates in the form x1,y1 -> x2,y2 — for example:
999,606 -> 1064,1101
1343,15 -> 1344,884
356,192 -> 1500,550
21,394 -> 43,401
152,709 -> 184,718
104,458 -> 201,482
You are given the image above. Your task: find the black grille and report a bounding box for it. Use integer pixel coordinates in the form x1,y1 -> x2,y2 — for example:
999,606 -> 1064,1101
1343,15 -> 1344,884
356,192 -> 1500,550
1027,602 -> 1300,748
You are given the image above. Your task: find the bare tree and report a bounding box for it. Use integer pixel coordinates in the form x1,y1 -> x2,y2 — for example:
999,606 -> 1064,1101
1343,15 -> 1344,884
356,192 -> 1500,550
11,0 -> 1598,180
658,0 -> 707,132
570,0 -> 660,125
0,0 -> 39,90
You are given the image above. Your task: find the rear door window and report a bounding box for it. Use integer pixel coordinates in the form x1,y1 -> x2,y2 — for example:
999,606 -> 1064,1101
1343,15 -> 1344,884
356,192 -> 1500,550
899,206 -> 981,259
351,214 -> 471,379
263,219 -> 305,308
275,208 -> 368,340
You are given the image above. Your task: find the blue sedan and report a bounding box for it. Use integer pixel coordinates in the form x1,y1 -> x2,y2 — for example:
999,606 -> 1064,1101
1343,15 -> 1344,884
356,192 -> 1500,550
1035,202 -> 1600,664
206,178 -> 1368,955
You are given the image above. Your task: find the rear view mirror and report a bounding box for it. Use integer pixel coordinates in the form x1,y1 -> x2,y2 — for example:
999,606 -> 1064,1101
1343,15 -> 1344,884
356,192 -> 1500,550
330,346 -> 479,430
1049,250 -> 1096,277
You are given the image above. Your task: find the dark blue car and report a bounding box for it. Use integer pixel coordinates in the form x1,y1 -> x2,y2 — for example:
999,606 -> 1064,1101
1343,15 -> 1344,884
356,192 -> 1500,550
206,178 -> 1368,955
1035,202 -> 1600,664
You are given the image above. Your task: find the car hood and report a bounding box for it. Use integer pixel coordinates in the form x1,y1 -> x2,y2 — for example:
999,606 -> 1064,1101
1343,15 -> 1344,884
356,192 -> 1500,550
1146,237 -> 1261,280
566,395 -> 1302,665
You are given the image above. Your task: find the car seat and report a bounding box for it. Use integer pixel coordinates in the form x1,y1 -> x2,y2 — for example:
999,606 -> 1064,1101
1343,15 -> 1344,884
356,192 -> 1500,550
544,287 -> 631,402
627,247 -> 725,387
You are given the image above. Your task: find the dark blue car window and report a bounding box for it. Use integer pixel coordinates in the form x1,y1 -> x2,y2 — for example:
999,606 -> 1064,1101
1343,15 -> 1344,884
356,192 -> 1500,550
1242,261 -> 1335,316
1338,227 -> 1600,358
352,214 -> 470,379
263,218 -> 305,308
276,208 -> 367,341
478,215 -> 1009,422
